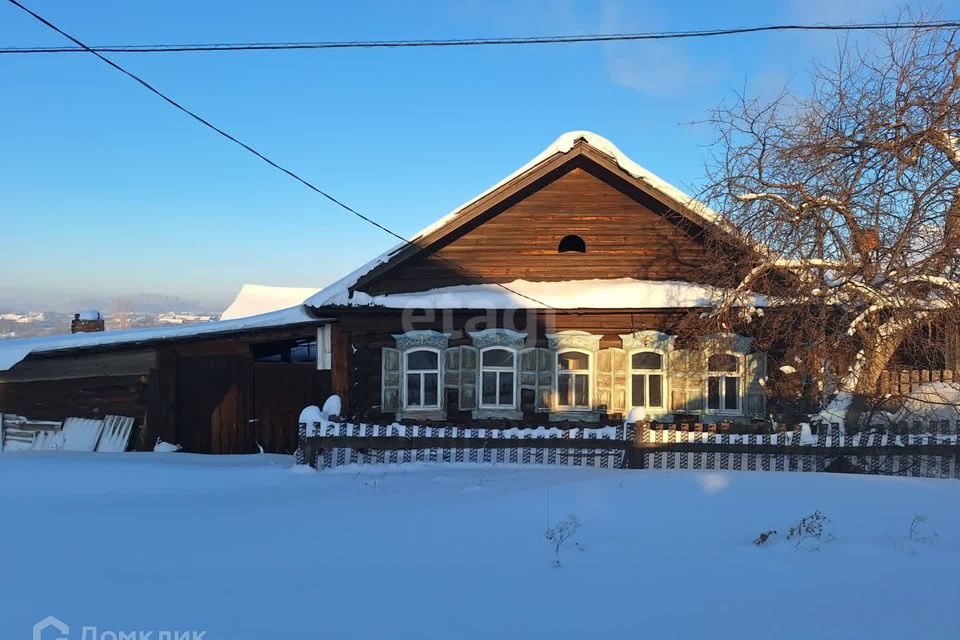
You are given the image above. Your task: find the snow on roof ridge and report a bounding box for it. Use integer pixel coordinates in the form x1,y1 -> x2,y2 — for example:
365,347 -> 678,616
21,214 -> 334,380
306,131 -> 722,308
221,283 -> 322,321
316,277 -> 766,310
0,305 -> 323,372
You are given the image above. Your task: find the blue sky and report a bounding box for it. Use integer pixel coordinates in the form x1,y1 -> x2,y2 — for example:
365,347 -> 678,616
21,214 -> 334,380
0,0 -> 951,311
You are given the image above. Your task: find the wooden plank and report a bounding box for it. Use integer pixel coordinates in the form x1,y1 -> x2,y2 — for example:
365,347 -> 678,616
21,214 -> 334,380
0,374 -> 148,423
254,363 -> 331,453
361,168 -> 712,296
331,325 -> 350,412
0,349 -> 156,383
176,352 -> 253,454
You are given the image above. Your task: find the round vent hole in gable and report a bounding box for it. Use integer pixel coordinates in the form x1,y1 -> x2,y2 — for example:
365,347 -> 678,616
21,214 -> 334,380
558,234 -> 586,253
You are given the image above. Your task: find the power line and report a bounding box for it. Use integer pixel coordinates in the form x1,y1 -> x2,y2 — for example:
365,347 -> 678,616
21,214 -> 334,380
3,20 -> 960,55
4,0 -> 573,314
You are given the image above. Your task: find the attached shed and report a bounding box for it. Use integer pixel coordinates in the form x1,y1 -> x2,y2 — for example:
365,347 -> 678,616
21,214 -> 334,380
0,307 -> 335,454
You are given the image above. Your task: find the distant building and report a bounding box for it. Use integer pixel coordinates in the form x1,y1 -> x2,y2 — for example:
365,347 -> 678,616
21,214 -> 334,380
71,310 -> 104,334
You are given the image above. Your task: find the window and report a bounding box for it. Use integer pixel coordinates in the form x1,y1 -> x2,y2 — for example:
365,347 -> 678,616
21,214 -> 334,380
557,350 -> 591,409
707,353 -> 740,412
253,338 -> 317,363
558,234 -> 586,253
630,351 -> 664,409
480,347 -> 516,408
404,349 -> 440,409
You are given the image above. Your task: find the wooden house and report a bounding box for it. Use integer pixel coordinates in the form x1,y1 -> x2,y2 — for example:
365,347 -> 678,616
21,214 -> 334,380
307,132 -> 771,426
0,131 -> 823,451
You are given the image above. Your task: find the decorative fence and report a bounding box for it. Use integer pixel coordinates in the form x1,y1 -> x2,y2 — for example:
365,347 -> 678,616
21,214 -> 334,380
297,420 -> 960,479
637,423 -> 958,478
297,423 -> 633,471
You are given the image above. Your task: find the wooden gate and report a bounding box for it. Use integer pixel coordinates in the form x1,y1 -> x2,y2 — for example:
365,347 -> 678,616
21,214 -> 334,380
176,354 -> 254,454
254,363 -> 331,453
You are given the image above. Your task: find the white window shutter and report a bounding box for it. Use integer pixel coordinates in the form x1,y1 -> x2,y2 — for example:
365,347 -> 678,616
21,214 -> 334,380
381,347 -> 401,413
316,325 -> 333,370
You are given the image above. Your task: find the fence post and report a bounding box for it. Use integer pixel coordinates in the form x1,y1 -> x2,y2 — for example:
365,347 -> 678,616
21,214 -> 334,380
295,420 -> 306,466
955,420 -> 960,479
632,422 -> 648,470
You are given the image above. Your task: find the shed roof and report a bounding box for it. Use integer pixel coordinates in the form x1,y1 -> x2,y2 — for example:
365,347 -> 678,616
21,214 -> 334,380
0,305 -> 326,371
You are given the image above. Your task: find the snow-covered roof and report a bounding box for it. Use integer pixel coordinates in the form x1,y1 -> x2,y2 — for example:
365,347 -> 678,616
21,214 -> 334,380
221,284 -> 321,321
317,278 -> 766,310
306,130 -> 730,309
0,305 -> 325,372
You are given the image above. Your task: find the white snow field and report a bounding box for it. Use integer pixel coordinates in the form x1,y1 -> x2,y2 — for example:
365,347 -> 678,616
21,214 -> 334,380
1,454 -> 957,639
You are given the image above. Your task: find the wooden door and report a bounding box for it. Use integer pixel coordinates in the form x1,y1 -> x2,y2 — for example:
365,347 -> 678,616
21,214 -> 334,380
176,354 -> 254,454
254,363 -> 331,453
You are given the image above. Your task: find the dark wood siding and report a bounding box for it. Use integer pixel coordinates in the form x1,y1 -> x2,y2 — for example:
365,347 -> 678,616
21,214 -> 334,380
0,348 -> 154,441
0,349 -> 156,383
365,166 -> 709,295
254,363 -> 331,453
175,352 -> 254,454
0,325 -> 328,454
333,308 -> 694,422
0,374 -> 149,422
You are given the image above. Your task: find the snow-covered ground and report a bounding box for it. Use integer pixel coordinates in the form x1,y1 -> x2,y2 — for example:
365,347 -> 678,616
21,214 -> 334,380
1,453 -> 956,639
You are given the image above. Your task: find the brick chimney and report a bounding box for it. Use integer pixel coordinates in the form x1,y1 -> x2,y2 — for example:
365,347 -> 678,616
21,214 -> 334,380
72,310 -> 105,333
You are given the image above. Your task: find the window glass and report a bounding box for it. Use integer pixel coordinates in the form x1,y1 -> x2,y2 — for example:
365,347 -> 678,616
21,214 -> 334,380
574,375 -> 589,407
481,348 -> 514,367
289,340 -> 317,363
404,349 -> 440,408
708,353 -> 738,372
253,339 -> 317,363
648,374 -> 663,407
407,350 -> 438,371
558,374 -> 572,405
631,351 -> 662,369
558,351 -> 589,370
724,376 -> 738,410
631,374 -> 646,406
406,374 -> 421,406
707,376 -> 721,410
424,373 -> 439,406
481,371 -> 497,405
499,372 -> 514,404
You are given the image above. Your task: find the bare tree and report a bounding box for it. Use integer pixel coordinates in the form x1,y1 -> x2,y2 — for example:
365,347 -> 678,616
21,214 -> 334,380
702,21 -> 960,428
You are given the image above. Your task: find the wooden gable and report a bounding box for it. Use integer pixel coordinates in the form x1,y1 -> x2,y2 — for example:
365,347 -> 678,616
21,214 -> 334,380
358,144 -> 717,296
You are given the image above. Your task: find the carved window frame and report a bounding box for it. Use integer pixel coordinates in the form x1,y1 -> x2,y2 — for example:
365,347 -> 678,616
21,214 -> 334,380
391,330 -> 450,416
547,331 -> 601,413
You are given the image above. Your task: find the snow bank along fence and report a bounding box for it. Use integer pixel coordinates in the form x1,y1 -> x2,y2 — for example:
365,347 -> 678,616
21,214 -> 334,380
0,413 -> 135,452
298,420 -> 960,479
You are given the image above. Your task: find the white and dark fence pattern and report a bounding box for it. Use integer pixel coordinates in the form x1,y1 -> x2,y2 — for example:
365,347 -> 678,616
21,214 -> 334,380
298,420 -> 960,479
637,424 -> 958,479
297,422 -> 633,471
